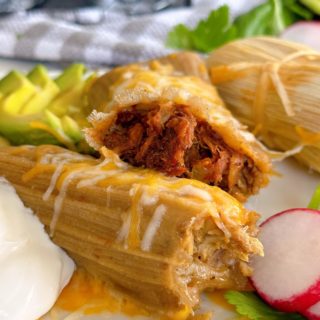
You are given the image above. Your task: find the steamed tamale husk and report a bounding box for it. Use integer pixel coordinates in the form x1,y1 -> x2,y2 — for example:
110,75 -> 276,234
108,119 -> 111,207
0,145 -> 262,314
85,61 -> 271,201
88,52 -> 209,109
87,52 -> 209,111
150,52 -> 210,82
207,36 -> 320,173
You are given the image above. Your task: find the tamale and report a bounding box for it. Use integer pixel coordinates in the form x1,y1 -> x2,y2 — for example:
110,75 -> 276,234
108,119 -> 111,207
85,61 -> 271,201
0,145 -> 262,313
207,36 -> 320,173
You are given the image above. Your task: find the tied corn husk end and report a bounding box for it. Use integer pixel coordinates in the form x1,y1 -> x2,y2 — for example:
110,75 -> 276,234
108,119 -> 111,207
207,37 -> 320,173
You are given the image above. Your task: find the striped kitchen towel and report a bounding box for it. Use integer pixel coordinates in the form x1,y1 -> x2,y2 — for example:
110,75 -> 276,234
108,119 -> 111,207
0,0 -> 263,66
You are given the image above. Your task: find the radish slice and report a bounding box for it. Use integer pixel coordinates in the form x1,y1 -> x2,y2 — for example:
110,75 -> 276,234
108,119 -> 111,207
281,22 -> 320,51
250,208 -> 320,312
303,301 -> 320,320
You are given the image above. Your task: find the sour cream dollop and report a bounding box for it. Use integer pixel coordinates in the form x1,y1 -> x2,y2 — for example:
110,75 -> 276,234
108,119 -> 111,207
0,177 -> 75,320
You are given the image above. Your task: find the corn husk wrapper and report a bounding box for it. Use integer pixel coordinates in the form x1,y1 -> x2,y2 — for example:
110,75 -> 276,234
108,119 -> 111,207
86,58 -> 271,201
207,37 -> 320,172
0,145 -> 262,314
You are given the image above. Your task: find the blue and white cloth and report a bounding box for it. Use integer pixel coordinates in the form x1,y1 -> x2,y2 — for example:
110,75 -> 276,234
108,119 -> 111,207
0,0 -> 263,66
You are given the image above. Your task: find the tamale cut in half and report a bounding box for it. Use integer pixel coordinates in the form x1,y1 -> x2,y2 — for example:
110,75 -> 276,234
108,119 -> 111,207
0,145 -> 263,313
85,57 -> 271,201
207,37 -> 320,173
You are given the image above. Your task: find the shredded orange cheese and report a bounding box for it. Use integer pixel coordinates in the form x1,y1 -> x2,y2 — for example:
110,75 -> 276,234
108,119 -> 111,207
20,146 -> 248,251
54,269 -> 195,320
30,121 -> 76,151
127,185 -> 143,249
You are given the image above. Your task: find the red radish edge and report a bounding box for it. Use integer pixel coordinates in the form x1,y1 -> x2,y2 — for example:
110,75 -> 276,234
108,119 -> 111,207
303,311 -> 320,320
260,208 -> 320,227
258,280 -> 320,313
250,208 -> 320,313
281,21 -> 320,51
281,21 -> 320,37
303,300 -> 320,320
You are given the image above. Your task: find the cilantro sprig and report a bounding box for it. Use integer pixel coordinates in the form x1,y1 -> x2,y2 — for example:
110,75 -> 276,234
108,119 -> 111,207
166,0 -> 315,53
167,6 -> 237,52
225,291 -> 305,320
308,185 -> 320,210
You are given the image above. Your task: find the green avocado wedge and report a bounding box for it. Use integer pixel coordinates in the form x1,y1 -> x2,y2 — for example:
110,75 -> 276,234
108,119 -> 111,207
55,63 -> 86,91
19,65 -> 60,115
0,112 -> 60,146
0,63 -> 94,153
0,71 -> 37,114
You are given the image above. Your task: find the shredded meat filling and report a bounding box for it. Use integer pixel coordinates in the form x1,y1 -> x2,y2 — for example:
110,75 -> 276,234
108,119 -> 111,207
102,105 -> 259,198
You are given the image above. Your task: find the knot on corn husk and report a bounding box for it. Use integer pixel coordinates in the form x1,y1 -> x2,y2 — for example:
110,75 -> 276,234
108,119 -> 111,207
210,50 -> 320,161
295,126 -> 320,146
211,50 -> 320,128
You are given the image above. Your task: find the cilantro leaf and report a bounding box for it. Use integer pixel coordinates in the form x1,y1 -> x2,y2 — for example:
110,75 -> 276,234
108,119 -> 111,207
166,0 -> 315,53
234,0 -> 302,37
286,0 -> 314,19
166,24 -> 193,50
191,6 -> 237,53
308,185 -> 320,210
166,5 -> 237,53
299,0 -> 320,15
233,2 -> 273,37
225,291 -> 305,320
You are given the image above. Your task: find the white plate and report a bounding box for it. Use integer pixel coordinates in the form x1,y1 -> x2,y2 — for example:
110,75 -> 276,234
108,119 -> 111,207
1,59 -> 319,320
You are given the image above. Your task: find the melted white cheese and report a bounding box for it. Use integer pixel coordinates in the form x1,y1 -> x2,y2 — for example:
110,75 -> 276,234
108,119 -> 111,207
43,160 -> 69,201
140,189 -> 159,206
0,177 -> 75,320
178,185 -> 212,201
117,212 -> 131,247
141,204 -> 167,252
45,156 -> 112,235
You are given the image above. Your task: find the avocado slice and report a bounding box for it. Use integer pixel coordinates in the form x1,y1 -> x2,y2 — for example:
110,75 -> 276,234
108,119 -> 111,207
0,111 -> 59,146
300,0 -> 320,14
50,63 -> 88,118
27,65 -> 50,87
0,70 -> 25,95
55,63 -> 86,91
0,63 -> 93,152
19,65 -> 60,115
61,115 -> 83,143
0,71 -> 37,114
48,72 -> 95,123
48,82 -> 84,117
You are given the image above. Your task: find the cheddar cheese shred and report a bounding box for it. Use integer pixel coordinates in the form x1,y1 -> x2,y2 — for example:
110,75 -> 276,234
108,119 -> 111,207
0,145 -> 263,314
85,56 -> 271,201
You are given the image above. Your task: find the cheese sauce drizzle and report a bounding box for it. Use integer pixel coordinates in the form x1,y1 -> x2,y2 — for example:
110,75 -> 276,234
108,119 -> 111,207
141,204 -> 167,252
21,146 -> 252,251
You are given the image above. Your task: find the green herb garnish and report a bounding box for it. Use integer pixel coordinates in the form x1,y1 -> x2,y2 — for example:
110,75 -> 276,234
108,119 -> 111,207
166,0 -> 315,53
167,5 -> 237,53
308,185 -> 320,210
225,291 -> 305,320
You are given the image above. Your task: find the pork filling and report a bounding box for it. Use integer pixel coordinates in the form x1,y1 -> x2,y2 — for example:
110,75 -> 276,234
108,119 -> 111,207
102,105 -> 261,199
175,217 -> 254,307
